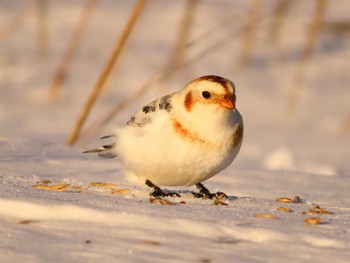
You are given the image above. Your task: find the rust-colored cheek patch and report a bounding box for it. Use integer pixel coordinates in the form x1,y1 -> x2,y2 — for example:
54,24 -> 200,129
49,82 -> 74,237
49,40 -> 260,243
172,119 -> 206,144
232,125 -> 243,148
184,91 -> 194,112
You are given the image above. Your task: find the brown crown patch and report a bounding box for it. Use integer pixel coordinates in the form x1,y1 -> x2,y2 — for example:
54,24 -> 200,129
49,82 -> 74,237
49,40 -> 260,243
231,124 -> 243,148
197,75 -> 234,94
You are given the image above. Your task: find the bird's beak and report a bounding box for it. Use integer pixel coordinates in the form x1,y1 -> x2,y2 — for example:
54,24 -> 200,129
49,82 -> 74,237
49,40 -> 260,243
219,96 -> 235,110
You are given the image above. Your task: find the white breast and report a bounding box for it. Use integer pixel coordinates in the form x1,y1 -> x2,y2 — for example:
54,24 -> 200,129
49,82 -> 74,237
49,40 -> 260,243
114,110 -> 243,187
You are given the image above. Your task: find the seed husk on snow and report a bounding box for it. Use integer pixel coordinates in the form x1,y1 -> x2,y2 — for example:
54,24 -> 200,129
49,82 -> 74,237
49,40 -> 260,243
32,183 -> 69,192
276,207 -> 293,212
140,240 -> 161,246
89,182 -> 118,189
292,196 -> 303,203
276,197 -> 292,203
39,179 -> 52,185
254,213 -> 277,219
213,199 -> 229,206
18,219 -> 37,225
303,205 -> 333,215
304,217 -> 322,225
111,189 -> 130,194
149,197 -> 173,205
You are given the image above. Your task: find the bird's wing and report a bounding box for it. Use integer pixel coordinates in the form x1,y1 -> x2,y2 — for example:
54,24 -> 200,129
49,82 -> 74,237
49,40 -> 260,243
126,94 -> 174,127
84,94 -> 174,158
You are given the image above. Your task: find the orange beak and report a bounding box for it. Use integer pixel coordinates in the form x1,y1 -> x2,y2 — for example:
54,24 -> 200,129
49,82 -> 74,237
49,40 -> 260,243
219,96 -> 235,110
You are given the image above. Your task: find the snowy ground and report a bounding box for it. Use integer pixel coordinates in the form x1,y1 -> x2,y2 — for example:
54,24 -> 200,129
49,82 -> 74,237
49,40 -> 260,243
1,1 -> 350,262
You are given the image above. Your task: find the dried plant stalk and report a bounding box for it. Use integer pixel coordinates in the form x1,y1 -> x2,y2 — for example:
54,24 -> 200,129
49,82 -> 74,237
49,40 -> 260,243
238,0 -> 262,66
341,113 -> 350,135
0,3 -> 34,42
164,0 -> 199,77
48,0 -> 98,101
267,0 -> 292,43
66,0 -> 145,145
36,0 -> 48,56
287,0 -> 328,114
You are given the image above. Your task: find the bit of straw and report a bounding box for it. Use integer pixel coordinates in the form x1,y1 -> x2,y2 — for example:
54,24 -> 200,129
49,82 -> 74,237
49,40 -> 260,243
66,0 -> 145,145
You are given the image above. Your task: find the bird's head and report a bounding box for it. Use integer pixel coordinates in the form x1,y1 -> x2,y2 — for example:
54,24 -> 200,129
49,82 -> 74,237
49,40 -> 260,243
181,75 -> 237,114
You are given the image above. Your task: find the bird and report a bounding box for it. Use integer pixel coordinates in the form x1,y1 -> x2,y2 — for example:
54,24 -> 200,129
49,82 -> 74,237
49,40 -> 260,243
84,75 -> 243,199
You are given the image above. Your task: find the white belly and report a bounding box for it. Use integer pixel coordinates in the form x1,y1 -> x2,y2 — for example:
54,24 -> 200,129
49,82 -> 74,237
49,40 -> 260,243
114,116 -> 242,187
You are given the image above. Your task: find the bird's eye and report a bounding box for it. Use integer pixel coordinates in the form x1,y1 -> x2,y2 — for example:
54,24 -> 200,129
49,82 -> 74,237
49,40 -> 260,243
202,91 -> 211,99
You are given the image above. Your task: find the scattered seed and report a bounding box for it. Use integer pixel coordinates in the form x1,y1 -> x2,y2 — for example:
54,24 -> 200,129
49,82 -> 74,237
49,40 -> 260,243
140,240 -> 161,246
254,213 -> 277,219
276,207 -> 293,212
85,240 -> 92,244
276,197 -> 292,203
39,180 -> 52,185
71,186 -> 87,191
304,217 -> 322,225
149,197 -> 173,205
216,193 -> 227,200
89,182 -> 118,189
18,220 -> 36,225
214,199 -> 229,206
180,201 -> 186,204
32,184 -> 69,192
159,198 -> 173,205
111,189 -> 130,194
50,184 -> 70,190
303,205 -> 333,215
292,196 -> 303,203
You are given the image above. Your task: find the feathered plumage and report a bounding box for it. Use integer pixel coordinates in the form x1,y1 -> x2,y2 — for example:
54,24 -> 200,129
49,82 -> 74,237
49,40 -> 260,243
84,75 -> 243,198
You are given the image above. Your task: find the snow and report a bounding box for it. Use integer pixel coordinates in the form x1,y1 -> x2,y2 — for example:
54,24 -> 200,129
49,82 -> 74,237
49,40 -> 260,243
1,0 -> 350,262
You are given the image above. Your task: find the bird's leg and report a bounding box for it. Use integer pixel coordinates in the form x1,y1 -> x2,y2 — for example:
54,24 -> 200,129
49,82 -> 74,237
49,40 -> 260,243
193,183 -> 227,199
145,180 -> 181,197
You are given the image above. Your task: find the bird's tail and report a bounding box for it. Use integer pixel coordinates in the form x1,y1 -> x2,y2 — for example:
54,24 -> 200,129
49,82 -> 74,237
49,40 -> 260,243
83,135 -> 117,158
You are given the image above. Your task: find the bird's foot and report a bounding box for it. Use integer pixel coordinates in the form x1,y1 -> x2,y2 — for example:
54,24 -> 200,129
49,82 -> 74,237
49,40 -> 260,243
193,183 -> 228,200
145,180 -> 181,198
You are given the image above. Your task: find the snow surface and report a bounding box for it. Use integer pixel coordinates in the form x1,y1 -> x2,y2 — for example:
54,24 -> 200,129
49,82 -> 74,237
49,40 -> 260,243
1,0 -> 350,262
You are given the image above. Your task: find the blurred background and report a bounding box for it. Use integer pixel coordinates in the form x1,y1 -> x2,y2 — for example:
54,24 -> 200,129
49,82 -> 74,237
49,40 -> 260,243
1,0 -> 349,176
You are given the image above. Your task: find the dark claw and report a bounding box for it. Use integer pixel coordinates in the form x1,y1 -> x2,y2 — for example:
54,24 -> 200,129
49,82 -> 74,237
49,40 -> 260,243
145,180 -> 181,198
193,183 -> 228,200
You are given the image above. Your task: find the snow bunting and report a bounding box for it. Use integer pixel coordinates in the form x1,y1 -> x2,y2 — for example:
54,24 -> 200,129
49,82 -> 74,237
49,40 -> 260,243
84,75 -> 243,198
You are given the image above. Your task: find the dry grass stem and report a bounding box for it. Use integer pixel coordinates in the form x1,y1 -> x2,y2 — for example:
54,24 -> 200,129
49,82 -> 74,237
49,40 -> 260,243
163,0 -> 199,79
0,3 -> 34,42
48,0 -> 98,101
66,0 -> 145,145
36,0 -> 48,56
267,0 -> 292,43
238,0 -> 261,66
286,0 -> 328,114
341,113 -> 350,135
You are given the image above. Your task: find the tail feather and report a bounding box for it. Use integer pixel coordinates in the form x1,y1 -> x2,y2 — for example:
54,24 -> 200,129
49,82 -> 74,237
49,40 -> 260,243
83,143 -> 117,158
